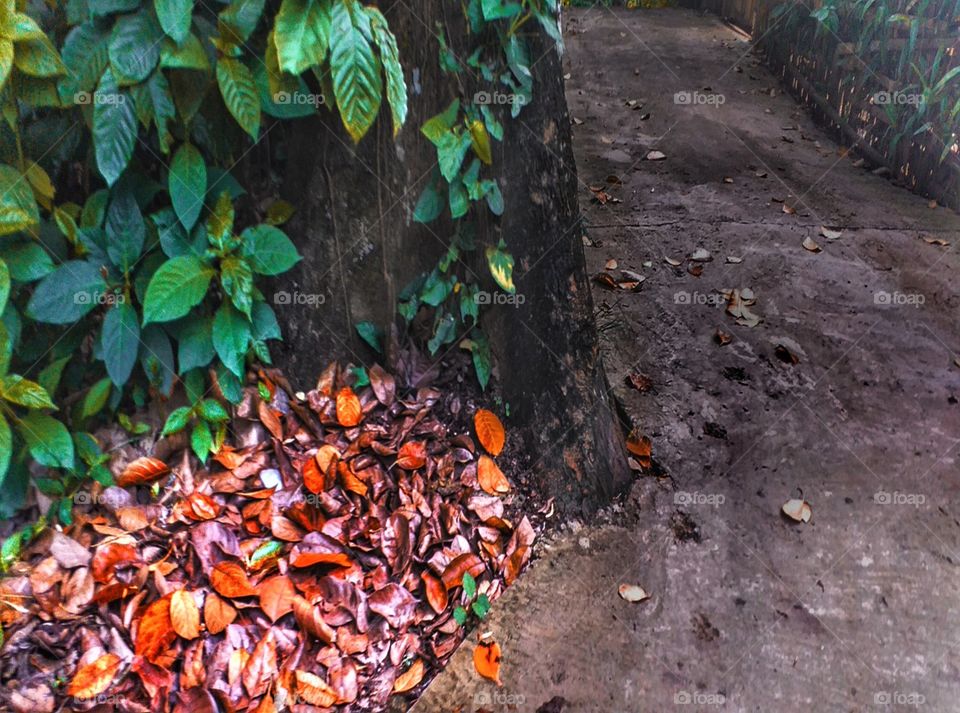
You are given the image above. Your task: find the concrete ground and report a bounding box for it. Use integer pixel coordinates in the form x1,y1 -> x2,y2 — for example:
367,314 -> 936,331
416,7 -> 960,712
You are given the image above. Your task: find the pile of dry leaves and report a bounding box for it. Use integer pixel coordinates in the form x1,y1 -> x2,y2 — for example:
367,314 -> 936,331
0,361 -> 534,711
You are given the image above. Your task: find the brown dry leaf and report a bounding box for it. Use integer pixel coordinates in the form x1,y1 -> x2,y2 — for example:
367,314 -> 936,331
116,457 -> 169,487
335,387 -> 362,427
302,457 -> 324,494
295,670 -> 338,707
726,288 -> 761,328
618,584 -> 651,602
442,553 -> 485,590
396,441 -> 427,470
91,543 -> 138,583
473,638 -> 503,685
478,455 -> 510,495
210,562 -> 256,598
185,492 -> 220,520
782,203 -> 796,215
243,631 -> 277,698
474,409 -> 505,456
625,373 -> 652,392
922,236 -> 950,247
604,258 -> 618,270
714,329 -> 733,346
802,236 -> 821,253
368,364 -> 396,405
782,498 -> 812,523
170,589 -> 200,639
421,571 -> 448,614
204,592 -> 236,634
664,256 -> 682,267
774,344 -> 800,365
258,574 -> 296,622
135,595 -> 176,663
393,659 -> 425,693
66,653 -> 122,699
292,596 -> 335,643
258,400 -> 284,440
625,431 -> 652,468
593,271 -> 618,289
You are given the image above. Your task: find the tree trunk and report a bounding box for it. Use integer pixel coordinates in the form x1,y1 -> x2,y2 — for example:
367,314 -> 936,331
273,4 -> 632,517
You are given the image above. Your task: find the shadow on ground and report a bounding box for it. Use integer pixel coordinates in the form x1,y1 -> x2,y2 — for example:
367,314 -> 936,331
416,7 -> 960,712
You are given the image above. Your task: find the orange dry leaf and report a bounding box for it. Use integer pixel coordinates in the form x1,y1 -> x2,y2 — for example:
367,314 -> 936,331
295,670 -> 339,707
258,399 -> 284,440
258,574 -> 296,622
302,457 -> 324,495
625,431 -> 652,468
338,463 -> 368,496
473,639 -> 503,686
185,492 -> 220,521
396,441 -> 427,470
116,456 -> 169,487
91,543 -> 139,583
474,409 -> 505,455
478,455 -> 510,495
421,571 -> 448,614
170,589 -> 200,639
204,592 -> 237,635
393,659 -> 425,693
210,562 -> 256,598
335,387 -> 362,427
441,553 -> 485,591
66,653 -> 122,699
135,595 -> 176,663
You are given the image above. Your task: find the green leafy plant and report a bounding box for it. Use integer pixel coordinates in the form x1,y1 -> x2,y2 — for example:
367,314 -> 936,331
452,571 -> 491,626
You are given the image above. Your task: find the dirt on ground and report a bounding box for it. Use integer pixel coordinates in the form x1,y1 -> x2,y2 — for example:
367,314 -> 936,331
416,6 -> 960,712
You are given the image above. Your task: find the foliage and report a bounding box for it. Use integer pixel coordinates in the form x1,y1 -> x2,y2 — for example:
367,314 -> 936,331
0,0 -> 407,522
452,570 -> 491,625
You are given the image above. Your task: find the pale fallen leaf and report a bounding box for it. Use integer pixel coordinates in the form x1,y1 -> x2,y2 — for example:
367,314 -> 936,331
664,256 -> 682,267
689,248 -> 712,262
802,236 -> 821,253
605,258 -> 618,270
618,584 -> 650,602
726,256 -> 743,264
782,498 -> 812,523
820,226 -> 843,240
922,236 -> 950,247
645,150 -> 667,161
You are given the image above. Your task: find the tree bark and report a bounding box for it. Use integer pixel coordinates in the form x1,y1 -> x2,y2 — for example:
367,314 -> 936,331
274,4 -> 631,517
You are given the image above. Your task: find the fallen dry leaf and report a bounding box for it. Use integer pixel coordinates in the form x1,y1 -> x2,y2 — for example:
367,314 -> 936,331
135,594 -> 176,663
475,410 -> 505,457
204,591 -> 236,634
782,498 -> 812,523
295,670 -> 338,707
116,457 -> 169,487
714,329 -> 733,346
802,236 -> 821,253
393,659 -> 425,693
618,584 -> 651,602
170,589 -> 201,639
820,226 -> 843,240
66,653 -> 122,699
645,150 -> 667,161
625,431 -> 652,468
210,562 -> 256,598
478,455 -> 511,495
335,387 -> 362,427
473,637 -> 503,686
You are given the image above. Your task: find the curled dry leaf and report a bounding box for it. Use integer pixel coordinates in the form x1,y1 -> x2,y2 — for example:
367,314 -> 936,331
116,457 -> 170,487
782,498 -> 812,523
210,562 -> 257,598
393,659 -> 425,693
664,256 -> 682,267
258,574 -> 296,622
396,441 -> 427,470
170,589 -> 201,639
714,329 -> 733,346
335,387 -> 362,427
802,236 -> 822,253
66,653 -> 122,699
474,409 -> 506,456
295,670 -> 338,707
421,571 -> 448,614
91,543 -> 139,583
625,373 -> 653,392
625,431 -> 652,468
774,344 -> 800,365
820,226 -> 843,240
478,455 -> 511,495
135,595 -> 176,663
473,638 -> 503,686
645,150 -> 666,161
442,553 -> 485,591
618,584 -> 650,602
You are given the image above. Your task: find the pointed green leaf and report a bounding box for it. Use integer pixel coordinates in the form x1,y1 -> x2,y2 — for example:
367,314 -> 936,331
366,7 -> 406,135
0,164 -> 38,236
216,57 -> 260,139
17,411 -> 74,469
0,374 -> 54,409
155,0 -> 193,45
93,69 -> 137,186
212,302 -> 250,377
142,255 -> 214,324
109,11 -> 161,84
240,225 -> 300,275
162,405 -> 192,435
26,261 -> 107,324
274,0 -> 330,75
169,143 -> 206,231
101,300 -> 140,385
329,0 -> 382,142
0,413 -> 9,482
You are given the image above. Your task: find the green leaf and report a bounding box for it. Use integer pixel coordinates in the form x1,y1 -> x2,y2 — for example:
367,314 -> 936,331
0,374 -> 55,409
217,57 -> 260,139
355,321 -> 381,353
452,606 -> 467,626
0,413 -> 9,482
469,332 -> 491,390
221,255 -> 254,318
80,377 -> 112,419
162,405 -> 192,435
206,191 -> 235,248
215,361 -> 243,403
0,165 -> 39,236
169,143 -> 206,231
101,300 -> 140,385
58,22 -> 110,102
89,0 -> 139,16
0,259 -> 7,313
177,315 -> 215,373
13,36 -> 66,78
0,240 -> 53,282
37,356 -> 70,397
213,302 -> 251,377
428,312 -> 456,355
105,186 -> 145,273
472,593 -> 491,618
485,244 -> 515,293
0,39 -> 12,95
191,419 -> 213,461
142,255 -> 215,324
139,325 -> 175,394
329,0 -> 382,142
421,98 -> 459,144
109,11 -> 161,84
413,179 -> 444,223
462,571 -> 477,599
93,69 -> 137,186
366,7 -> 406,136
26,261 -> 107,324
274,0 -> 331,76
251,301 -> 281,341
197,398 -> 230,422
17,411 -> 74,469
160,34 -> 209,71
219,0 -> 266,44
155,0 -> 193,45
0,322 -> 9,377
240,225 -> 300,275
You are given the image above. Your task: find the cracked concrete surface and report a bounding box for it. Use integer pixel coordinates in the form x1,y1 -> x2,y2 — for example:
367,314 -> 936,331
416,7 -> 960,713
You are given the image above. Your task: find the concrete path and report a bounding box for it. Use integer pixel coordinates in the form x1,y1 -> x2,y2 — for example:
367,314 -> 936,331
416,7 -> 960,712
